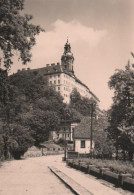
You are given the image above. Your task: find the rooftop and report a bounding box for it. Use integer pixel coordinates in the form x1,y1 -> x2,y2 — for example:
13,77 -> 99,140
30,63 -> 99,102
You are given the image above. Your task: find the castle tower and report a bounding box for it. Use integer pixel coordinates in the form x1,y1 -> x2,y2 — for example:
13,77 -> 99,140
61,38 -> 74,74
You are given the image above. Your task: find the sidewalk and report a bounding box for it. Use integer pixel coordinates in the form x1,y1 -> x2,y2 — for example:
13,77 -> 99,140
50,155 -> 133,195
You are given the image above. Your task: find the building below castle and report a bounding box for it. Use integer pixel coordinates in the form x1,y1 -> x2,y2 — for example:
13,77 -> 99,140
31,39 -> 99,104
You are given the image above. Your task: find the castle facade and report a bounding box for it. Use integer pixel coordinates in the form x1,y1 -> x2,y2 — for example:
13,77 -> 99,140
33,39 -> 99,104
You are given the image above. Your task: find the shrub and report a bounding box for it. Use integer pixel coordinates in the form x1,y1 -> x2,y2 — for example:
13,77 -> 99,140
74,158 -> 134,177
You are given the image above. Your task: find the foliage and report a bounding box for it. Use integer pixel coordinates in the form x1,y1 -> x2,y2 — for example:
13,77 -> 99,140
55,137 -> 67,146
74,158 -> 134,177
60,106 -> 82,121
0,69 -> 8,105
70,88 -> 97,116
0,0 -> 44,159
7,124 -> 34,159
8,70 -> 65,146
9,70 -> 48,101
0,134 -> 4,160
0,0 -> 44,70
0,69 -> 67,158
107,62 -> 134,160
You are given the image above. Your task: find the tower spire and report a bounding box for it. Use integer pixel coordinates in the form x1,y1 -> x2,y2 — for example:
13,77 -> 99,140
61,39 -> 74,74
67,36 -> 68,43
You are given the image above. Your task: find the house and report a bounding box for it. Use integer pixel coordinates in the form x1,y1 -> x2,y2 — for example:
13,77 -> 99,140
73,119 -> 94,154
40,141 -> 64,155
49,119 -> 80,142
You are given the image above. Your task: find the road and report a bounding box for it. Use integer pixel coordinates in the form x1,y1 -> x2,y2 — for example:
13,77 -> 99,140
0,155 -> 73,195
0,155 -> 133,195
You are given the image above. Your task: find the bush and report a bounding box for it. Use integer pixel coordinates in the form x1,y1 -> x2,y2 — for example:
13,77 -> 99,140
74,158 -> 134,177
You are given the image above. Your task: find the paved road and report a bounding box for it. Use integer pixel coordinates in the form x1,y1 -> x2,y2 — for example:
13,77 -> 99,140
0,155 -> 133,195
0,156 -> 73,195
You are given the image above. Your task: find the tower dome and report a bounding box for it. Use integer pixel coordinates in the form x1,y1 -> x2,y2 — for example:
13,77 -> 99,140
61,39 -> 74,73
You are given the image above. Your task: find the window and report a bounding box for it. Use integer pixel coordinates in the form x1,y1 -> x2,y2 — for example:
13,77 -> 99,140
58,80 -> 60,84
81,140 -> 85,148
54,80 -> 56,84
68,134 -> 70,137
50,81 -> 52,84
58,74 -> 60,77
58,87 -> 60,90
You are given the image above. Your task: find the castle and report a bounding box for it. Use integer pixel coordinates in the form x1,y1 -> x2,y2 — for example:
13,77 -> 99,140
16,39 -> 100,143
32,39 -> 99,104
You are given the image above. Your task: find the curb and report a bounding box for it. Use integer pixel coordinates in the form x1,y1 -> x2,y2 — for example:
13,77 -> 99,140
48,166 -> 93,195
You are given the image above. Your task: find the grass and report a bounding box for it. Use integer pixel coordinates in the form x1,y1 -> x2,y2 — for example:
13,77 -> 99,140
73,158 -> 134,177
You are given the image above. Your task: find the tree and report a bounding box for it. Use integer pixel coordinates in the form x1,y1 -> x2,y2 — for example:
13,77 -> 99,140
107,62 -> 134,160
8,70 -> 66,146
22,109 -> 60,146
70,88 -> 97,116
0,0 -> 44,70
7,124 -> 34,159
9,70 -> 48,101
0,0 -> 44,159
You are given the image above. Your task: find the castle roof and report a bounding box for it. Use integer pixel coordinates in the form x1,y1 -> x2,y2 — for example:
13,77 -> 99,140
30,63 -> 99,102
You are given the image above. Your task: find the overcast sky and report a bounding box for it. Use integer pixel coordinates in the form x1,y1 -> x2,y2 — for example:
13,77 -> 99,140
11,0 -> 134,110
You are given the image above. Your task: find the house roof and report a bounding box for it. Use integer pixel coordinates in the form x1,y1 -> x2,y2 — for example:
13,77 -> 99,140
74,122 -> 91,139
74,116 -> 109,139
40,141 -> 62,149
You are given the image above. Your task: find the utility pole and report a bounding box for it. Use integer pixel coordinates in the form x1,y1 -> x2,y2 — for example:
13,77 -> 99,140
90,103 -> 93,157
64,110 -> 67,161
64,126 -> 67,160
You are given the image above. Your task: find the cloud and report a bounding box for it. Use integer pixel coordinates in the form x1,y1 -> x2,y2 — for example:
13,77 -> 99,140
28,19 -> 107,68
11,19 -> 108,109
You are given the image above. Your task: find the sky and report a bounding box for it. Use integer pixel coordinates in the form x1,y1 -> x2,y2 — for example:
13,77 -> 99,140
11,0 -> 134,110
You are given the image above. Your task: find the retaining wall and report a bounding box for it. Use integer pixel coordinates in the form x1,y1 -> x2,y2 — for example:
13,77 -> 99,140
66,159 -> 134,193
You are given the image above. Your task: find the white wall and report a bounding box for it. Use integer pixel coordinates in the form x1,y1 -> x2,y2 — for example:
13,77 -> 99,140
48,71 -> 94,104
75,139 -> 92,154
